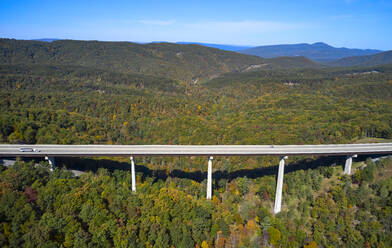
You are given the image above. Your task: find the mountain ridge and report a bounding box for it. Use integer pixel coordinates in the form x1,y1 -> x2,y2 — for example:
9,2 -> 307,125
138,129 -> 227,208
328,50 -> 392,67
0,38 -> 266,83
239,42 -> 382,62
0,38 -> 322,83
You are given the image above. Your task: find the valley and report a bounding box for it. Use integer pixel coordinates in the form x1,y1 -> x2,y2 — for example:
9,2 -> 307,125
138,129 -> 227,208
0,38 -> 392,248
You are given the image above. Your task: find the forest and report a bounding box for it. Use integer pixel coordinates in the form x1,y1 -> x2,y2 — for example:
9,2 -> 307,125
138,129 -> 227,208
1,154 -> 391,247
1,39 -> 392,247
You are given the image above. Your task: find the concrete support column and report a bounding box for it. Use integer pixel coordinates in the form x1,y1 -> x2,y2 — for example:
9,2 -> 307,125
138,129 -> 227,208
274,156 -> 288,214
207,156 -> 213,199
344,154 -> 357,175
45,156 -> 55,171
130,156 -> 136,192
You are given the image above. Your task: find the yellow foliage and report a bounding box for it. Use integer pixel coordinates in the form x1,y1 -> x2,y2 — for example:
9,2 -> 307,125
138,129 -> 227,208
201,241 -> 209,248
246,219 -> 256,232
212,195 -> 220,205
255,216 -> 260,223
123,121 -> 128,127
304,241 -> 318,248
191,180 -> 199,186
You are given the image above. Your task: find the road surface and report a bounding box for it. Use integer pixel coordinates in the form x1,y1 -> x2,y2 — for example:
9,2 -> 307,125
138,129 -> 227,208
0,143 -> 392,157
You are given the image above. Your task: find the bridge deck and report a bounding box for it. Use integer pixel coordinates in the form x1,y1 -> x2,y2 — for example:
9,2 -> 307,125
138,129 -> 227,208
1,143 -> 392,157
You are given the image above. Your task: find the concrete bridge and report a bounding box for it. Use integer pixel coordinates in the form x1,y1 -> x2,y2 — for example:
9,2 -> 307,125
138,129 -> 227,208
1,143 -> 392,214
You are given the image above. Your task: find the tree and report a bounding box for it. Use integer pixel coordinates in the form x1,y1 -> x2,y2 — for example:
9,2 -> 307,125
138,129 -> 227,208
268,227 -> 281,246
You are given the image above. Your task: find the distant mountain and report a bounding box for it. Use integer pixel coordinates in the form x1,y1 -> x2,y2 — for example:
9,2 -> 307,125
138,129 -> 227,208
328,50 -> 392,67
239,42 -> 382,62
176,42 -> 252,51
265,56 -> 322,69
32,38 -> 60,42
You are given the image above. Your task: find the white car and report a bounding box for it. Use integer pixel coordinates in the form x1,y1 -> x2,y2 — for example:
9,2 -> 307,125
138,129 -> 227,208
19,147 -> 33,152
19,147 -> 40,152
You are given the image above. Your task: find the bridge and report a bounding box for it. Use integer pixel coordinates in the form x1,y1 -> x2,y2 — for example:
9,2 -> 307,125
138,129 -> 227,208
1,143 -> 392,214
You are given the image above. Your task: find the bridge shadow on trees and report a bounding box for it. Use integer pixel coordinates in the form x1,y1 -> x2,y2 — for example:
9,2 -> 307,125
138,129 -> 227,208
51,154 -> 385,184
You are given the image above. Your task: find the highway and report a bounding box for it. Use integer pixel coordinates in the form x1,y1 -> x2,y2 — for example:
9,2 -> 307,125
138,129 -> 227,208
1,143 -> 392,157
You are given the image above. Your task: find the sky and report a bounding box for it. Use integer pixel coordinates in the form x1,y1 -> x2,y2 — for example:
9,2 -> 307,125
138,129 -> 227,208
0,0 -> 391,50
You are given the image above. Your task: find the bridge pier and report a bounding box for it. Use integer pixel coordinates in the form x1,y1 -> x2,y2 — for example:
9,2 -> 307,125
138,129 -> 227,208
130,156 -> 136,192
344,154 -> 357,175
274,156 -> 288,214
207,156 -> 213,199
45,156 -> 55,171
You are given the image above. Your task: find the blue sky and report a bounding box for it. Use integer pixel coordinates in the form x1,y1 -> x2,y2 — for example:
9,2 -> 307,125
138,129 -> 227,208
0,0 -> 391,50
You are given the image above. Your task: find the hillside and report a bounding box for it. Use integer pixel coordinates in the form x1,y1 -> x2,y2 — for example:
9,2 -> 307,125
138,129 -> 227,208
328,50 -> 392,67
0,39 -> 267,83
265,56 -> 322,69
0,39 -> 331,84
1,61 -> 392,146
239,42 -> 382,62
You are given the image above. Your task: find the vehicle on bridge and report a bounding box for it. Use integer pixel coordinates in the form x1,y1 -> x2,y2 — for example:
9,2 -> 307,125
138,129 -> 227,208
19,147 -> 40,152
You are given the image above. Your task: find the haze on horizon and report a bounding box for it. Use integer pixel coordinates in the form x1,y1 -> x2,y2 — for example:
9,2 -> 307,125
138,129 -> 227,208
0,0 -> 391,50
